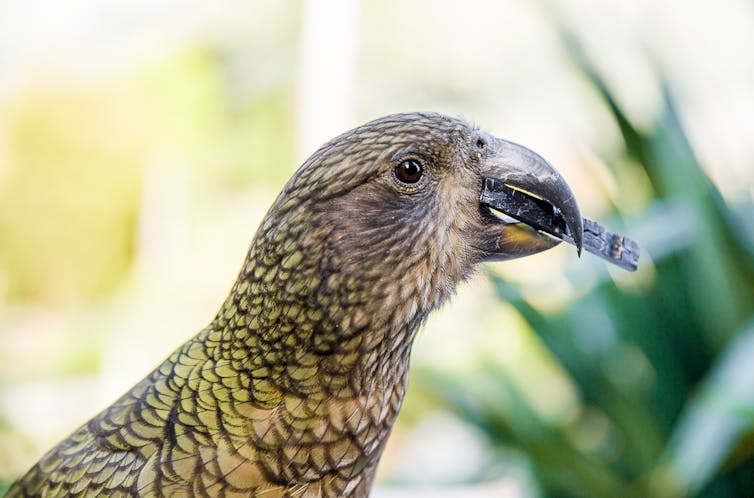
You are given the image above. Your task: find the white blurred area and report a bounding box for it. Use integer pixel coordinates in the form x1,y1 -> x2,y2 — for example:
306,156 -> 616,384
1,0 -> 753,495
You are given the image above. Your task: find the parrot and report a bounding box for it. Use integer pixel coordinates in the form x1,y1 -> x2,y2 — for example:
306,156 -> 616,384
7,112 -> 584,497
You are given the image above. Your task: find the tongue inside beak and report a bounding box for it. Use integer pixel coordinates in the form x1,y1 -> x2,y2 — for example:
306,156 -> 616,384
482,177 -> 583,254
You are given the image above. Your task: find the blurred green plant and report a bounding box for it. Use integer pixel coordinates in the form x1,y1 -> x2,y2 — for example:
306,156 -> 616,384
422,33 -> 754,498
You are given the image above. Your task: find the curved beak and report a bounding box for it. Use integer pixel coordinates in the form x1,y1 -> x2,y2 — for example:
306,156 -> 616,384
477,136 -> 583,261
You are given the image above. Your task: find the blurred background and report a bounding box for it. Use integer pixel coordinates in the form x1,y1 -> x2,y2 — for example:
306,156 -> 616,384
1,0 -> 754,496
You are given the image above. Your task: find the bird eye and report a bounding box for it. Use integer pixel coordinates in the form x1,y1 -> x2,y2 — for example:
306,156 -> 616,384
394,160 -> 423,184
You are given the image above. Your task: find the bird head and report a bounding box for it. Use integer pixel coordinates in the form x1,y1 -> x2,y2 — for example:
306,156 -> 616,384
239,112 -> 582,357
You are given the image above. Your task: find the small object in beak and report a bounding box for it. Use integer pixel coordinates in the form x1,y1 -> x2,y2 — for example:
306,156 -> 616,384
481,179 -> 640,272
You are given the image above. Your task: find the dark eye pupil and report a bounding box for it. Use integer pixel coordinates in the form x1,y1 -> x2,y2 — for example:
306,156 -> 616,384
395,160 -> 423,184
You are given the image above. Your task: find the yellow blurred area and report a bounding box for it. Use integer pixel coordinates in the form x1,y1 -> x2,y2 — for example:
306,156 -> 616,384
0,86 -> 141,303
1,0 -> 753,495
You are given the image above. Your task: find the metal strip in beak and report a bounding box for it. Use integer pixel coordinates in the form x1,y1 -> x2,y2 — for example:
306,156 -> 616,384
481,178 -> 640,272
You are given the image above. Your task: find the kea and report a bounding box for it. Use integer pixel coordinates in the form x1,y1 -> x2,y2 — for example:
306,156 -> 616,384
8,112 -> 585,497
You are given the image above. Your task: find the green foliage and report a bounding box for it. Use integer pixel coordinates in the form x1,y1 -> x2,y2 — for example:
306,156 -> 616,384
424,34 -> 754,498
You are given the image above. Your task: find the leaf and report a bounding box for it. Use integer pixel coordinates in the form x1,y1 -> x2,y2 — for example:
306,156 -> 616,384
662,318 -> 754,494
420,363 -> 633,498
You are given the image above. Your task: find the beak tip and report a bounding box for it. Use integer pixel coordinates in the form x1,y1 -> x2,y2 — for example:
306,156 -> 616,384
563,199 -> 584,258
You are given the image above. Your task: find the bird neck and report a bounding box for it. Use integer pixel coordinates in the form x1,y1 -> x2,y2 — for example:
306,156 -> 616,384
208,259 -> 430,401
204,194 -> 465,410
